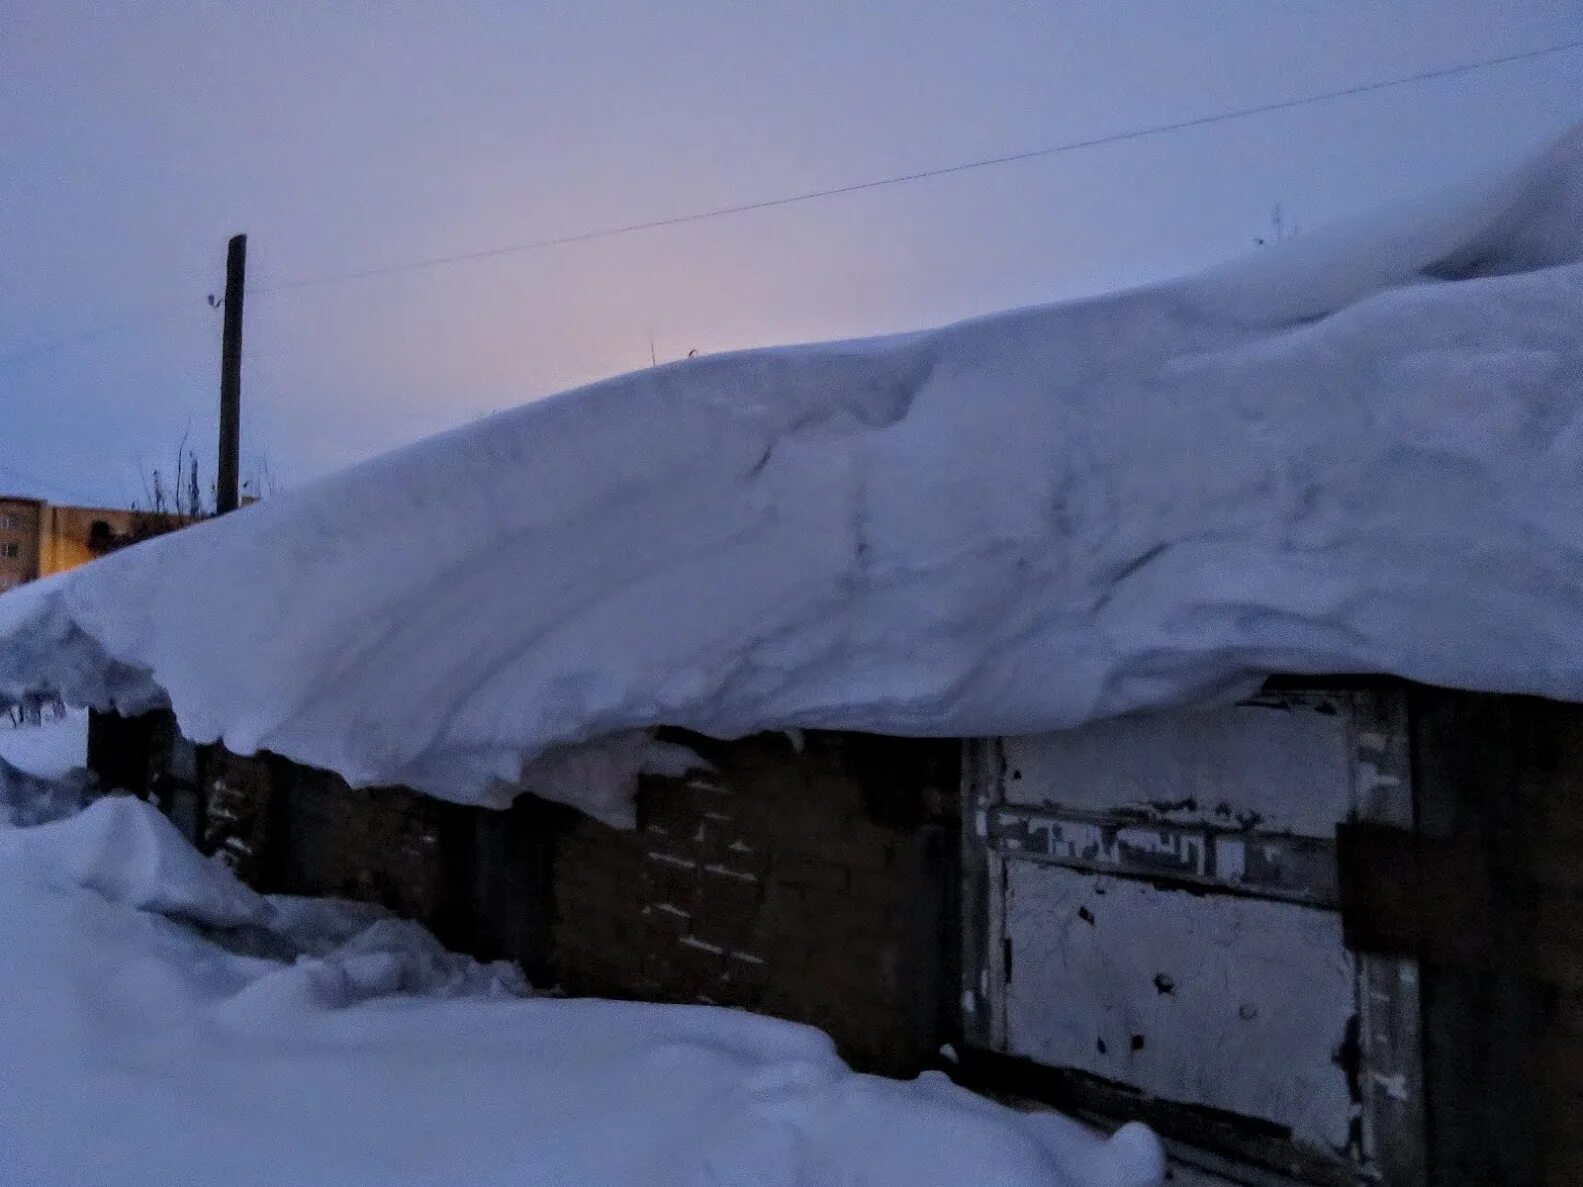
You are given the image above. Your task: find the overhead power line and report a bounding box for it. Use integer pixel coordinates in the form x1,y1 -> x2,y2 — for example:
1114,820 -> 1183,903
258,36 -> 1583,294
0,321 -> 143,370
0,304 -> 197,370
2,33 -> 1580,368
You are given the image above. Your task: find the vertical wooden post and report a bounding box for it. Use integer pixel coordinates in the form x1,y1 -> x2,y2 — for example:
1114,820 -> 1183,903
216,233 -> 246,515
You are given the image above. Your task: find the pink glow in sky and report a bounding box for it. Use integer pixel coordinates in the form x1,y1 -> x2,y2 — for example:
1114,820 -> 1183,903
2,1 -> 1581,504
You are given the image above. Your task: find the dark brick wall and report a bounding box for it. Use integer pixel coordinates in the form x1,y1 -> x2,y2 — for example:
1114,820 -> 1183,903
106,714 -> 959,1076
269,766 -> 462,929
202,746 -> 281,883
553,731 -> 959,1074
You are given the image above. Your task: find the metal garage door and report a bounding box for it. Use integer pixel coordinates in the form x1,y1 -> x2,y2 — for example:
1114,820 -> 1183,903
961,687 -> 1425,1186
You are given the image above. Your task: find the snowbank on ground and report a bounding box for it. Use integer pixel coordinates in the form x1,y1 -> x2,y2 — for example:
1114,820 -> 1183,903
0,757 -> 90,827
1,127 -> 1582,822
0,707 -> 87,779
0,709 -> 91,825
0,794 -> 1161,1187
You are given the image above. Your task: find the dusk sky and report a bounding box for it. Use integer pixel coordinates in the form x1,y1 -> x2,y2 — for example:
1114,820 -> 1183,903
4,2 -> 1582,506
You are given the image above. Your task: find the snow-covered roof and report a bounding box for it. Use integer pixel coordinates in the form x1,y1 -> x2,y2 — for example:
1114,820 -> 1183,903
3,126 -> 1582,823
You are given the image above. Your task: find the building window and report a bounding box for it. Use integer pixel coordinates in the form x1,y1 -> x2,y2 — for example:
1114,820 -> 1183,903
0,542 -> 19,559
0,514 -> 15,530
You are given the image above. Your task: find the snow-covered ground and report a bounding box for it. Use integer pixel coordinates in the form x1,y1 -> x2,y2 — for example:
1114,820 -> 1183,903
0,792 -> 1162,1187
0,708 -> 91,827
3,126 -> 1582,826
0,707 -> 87,778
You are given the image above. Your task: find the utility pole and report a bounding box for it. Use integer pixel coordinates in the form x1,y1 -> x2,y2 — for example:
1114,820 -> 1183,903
216,233 -> 246,515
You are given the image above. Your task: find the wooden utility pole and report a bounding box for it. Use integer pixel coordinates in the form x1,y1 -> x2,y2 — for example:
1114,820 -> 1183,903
216,233 -> 246,515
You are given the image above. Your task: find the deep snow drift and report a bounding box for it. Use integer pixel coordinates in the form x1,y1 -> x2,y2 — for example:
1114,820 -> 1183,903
0,707 -> 90,825
2,127 -> 1582,821
0,794 -> 1161,1187
0,706 -> 86,779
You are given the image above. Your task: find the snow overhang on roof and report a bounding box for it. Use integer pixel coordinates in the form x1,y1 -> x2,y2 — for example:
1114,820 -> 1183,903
3,125 -> 1582,825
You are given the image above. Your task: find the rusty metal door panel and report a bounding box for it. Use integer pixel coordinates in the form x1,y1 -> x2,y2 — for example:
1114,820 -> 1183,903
987,805 -> 1338,907
964,687 -> 1425,1186
1003,863 -> 1357,1150
998,692 -> 1352,837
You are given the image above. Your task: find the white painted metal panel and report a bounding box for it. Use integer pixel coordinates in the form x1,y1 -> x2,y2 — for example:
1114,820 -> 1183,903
1002,862 -> 1357,1150
1000,695 -> 1352,837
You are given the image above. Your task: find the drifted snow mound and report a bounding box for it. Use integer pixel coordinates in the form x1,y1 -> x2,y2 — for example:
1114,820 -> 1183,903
0,707 -> 91,824
0,796 -> 1162,1187
0,705 -> 87,780
2,127 -> 1583,821
16,793 -> 271,926
0,756 -> 90,827
2,795 -> 528,997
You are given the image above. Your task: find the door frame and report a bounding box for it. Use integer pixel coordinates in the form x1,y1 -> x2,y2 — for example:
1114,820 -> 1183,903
958,683 -> 1427,1186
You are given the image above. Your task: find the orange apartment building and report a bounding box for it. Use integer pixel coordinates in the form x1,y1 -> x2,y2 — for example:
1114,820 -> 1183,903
0,495 -> 186,591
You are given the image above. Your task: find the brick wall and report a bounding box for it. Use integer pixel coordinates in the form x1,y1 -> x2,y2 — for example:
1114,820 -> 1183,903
105,713 -> 472,943
202,745 -> 280,883
553,731 -> 958,1074
140,716 -> 958,1075
268,765 -> 465,932
196,742 -> 561,979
